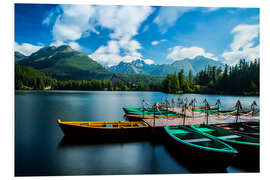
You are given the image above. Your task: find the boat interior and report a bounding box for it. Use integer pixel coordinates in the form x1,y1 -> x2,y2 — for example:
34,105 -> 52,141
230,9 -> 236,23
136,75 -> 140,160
166,126 -> 230,149
195,125 -> 259,144
58,120 -> 148,128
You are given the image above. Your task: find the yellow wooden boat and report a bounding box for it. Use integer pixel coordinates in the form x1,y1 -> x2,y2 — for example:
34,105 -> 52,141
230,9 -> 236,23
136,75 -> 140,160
57,119 -> 150,138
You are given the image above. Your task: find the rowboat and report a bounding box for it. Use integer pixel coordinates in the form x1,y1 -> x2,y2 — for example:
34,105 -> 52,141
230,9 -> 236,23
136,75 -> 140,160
243,121 -> 260,130
192,105 -> 216,110
164,125 -> 238,168
215,123 -> 259,138
123,107 -> 165,114
123,106 -> 181,120
190,124 -> 259,162
125,113 -> 180,121
123,107 -> 180,116
192,108 -> 236,116
57,119 -> 150,138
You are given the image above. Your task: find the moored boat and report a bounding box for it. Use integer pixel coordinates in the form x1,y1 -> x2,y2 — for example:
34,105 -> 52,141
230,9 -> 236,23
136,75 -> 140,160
57,119 -> 150,139
190,124 -> 259,163
123,107 -> 179,116
123,107 -> 166,114
215,123 -> 259,138
164,125 -> 238,168
125,112 -> 180,121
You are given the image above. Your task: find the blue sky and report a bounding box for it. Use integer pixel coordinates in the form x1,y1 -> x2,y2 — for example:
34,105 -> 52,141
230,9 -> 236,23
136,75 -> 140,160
15,4 -> 260,66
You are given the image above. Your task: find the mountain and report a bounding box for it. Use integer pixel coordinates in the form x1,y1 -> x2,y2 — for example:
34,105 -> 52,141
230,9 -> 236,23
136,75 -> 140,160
15,51 -> 27,62
109,56 -> 225,76
16,45 -> 112,80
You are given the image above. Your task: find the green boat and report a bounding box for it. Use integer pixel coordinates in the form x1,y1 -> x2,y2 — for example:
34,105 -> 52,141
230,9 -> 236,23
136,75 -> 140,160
191,124 -> 259,162
123,107 -> 172,114
164,125 -> 238,168
193,108 -> 236,115
123,107 -> 181,120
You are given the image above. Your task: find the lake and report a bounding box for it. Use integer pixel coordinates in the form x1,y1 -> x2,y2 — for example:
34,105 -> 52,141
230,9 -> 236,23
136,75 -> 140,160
15,90 -> 260,176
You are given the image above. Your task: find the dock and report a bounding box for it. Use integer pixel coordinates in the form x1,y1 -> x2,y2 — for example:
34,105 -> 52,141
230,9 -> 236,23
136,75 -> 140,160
143,107 -> 259,127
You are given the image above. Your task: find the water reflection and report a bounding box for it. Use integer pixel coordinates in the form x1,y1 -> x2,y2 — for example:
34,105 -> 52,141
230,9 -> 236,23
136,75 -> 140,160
15,91 -> 259,176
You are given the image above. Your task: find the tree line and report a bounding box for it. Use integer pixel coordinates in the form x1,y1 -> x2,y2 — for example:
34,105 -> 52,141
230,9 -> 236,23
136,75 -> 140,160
15,58 -> 259,95
162,59 -> 259,95
15,65 -> 162,91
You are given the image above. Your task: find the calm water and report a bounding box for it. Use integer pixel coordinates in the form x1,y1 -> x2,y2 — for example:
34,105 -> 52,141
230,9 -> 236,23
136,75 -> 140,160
15,90 -> 260,176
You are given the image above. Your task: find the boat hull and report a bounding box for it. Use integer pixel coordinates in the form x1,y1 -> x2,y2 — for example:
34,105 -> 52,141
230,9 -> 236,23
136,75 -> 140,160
58,121 -> 150,140
215,123 -> 259,138
191,124 -> 259,164
164,126 -> 237,168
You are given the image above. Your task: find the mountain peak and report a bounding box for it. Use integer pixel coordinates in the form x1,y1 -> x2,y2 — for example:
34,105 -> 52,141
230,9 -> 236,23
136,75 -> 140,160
109,55 -> 224,76
56,45 -> 73,52
16,45 -> 112,80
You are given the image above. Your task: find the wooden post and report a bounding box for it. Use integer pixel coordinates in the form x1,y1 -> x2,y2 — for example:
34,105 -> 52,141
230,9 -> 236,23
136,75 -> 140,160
183,103 -> 187,125
178,97 -> 181,108
153,103 -> 156,127
206,103 -> 209,124
171,98 -> 175,111
235,100 -> 242,124
251,101 -> 257,117
215,99 -> 221,115
142,99 -> 145,119
203,99 -> 209,124
166,98 -> 169,119
192,98 -> 197,120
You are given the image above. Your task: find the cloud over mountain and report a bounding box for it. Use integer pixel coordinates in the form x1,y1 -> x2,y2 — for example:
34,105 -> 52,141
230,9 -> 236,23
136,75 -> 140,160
167,46 -> 217,61
222,24 -> 259,65
14,42 -> 43,56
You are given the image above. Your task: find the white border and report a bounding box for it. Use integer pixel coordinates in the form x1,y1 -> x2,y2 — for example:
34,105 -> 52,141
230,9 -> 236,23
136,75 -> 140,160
13,0 -> 261,8
3,0 -> 270,180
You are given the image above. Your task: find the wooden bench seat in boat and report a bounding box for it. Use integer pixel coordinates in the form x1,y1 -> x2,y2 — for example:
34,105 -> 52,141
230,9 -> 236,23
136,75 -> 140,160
219,135 -> 240,139
185,138 -> 211,143
106,124 -> 113,128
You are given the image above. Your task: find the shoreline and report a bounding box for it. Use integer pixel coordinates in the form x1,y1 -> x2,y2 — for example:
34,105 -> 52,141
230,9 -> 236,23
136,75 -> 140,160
14,89 -> 260,97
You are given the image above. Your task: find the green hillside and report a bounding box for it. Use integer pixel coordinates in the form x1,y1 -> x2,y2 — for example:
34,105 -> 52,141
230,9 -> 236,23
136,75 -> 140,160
17,45 -> 112,80
15,65 -> 57,90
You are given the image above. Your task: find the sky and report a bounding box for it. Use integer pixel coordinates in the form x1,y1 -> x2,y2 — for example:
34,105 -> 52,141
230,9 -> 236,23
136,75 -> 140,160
14,4 -> 260,66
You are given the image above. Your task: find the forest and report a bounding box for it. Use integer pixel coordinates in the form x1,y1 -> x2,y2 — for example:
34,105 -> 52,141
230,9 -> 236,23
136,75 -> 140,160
15,59 -> 259,95
162,59 -> 259,95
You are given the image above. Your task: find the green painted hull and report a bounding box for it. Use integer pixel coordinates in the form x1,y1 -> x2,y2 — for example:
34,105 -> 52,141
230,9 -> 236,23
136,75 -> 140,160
164,125 -> 237,167
191,124 -> 259,162
123,107 -> 180,116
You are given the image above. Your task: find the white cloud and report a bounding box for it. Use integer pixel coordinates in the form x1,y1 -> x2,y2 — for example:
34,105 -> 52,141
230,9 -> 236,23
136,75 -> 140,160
96,6 -> 153,40
154,7 -> 195,33
49,5 -> 153,44
89,39 -> 143,67
14,42 -> 43,56
152,41 -> 159,45
47,5 -> 154,65
203,7 -> 220,13
68,42 -> 82,51
144,59 -> 154,64
151,39 -> 167,46
222,24 -> 260,65
222,45 -> 259,65
167,46 -> 217,61
230,24 -> 259,51
50,40 -> 64,47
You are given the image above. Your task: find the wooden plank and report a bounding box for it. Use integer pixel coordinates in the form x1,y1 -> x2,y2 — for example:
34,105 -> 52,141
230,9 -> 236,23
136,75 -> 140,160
219,135 -> 240,139
185,138 -> 211,143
